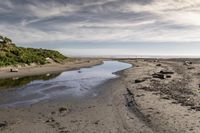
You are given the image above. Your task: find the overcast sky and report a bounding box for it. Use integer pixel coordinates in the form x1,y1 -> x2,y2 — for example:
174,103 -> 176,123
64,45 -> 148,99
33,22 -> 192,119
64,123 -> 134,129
0,0 -> 200,56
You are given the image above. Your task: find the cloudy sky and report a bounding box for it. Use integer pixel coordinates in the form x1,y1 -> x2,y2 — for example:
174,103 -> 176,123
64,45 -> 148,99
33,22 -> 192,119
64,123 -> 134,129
1,0 -> 200,56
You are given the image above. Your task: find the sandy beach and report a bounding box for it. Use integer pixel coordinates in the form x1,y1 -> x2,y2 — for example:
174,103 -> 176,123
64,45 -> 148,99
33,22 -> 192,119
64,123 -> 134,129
0,58 -> 103,79
1,59 -> 200,133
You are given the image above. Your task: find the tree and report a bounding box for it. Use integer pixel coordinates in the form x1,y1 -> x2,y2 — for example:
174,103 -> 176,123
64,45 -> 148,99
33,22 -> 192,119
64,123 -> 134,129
0,35 -> 4,43
3,37 -> 12,44
0,35 -> 12,45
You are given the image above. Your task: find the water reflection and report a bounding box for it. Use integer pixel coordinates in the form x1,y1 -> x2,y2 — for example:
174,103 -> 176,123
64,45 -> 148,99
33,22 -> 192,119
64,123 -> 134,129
0,61 -> 132,108
0,73 -> 61,90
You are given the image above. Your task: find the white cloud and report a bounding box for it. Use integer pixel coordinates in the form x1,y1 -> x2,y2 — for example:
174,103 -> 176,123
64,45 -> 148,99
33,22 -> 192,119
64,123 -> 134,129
1,0 -> 200,44
26,2 -> 78,18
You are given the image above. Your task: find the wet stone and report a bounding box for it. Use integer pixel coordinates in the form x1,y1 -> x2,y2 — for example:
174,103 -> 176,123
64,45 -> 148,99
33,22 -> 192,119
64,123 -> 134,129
0,121 -> 8,129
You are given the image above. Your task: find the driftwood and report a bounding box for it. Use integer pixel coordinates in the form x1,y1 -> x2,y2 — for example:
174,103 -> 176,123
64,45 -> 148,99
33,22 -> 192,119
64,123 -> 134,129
10,68 -> 18,72
160,70 -> 174,75
152,73 -> 165,79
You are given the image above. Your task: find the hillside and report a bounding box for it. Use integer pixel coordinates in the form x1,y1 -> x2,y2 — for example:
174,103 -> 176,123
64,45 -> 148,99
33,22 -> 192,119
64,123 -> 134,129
0,35 -> 67,67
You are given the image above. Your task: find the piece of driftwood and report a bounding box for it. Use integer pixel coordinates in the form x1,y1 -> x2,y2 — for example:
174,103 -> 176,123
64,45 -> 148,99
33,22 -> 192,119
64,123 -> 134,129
10,68 -> 18,72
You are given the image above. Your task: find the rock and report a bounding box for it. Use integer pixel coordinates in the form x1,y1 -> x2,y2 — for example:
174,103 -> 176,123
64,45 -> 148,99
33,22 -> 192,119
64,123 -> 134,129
51,111 -> 56,115
59,107 -> 68,113
190,106 -> 200,111
136,94 -> 145,97
166,75 -> 172,78
156,64 -> 162,66
162,96 -> 170,100
160,70 -> 174,74
0,121 -> 8,128
135,79 -> 145,83
60,131 -> 70,133
45,117 -> 55,123
94,120 -> 100,125
78,70 -> 82,73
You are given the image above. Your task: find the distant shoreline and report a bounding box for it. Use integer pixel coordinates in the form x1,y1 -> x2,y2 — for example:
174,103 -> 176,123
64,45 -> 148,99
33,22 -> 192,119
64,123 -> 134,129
72,55 -> 200,59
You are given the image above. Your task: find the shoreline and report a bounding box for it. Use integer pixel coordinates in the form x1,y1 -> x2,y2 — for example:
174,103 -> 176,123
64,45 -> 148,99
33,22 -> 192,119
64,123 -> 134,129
1,58 -> 200,132
0,58 -> 104,80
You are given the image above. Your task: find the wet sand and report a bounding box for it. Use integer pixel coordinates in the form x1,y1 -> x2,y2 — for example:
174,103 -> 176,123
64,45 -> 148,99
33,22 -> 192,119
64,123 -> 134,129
1,59 -> 200,133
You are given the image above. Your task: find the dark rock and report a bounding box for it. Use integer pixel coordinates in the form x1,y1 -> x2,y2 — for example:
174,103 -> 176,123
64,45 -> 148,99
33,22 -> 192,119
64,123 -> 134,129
156,64 -> 162,66
136,94 -> 145,97
78,70 -> 81,73
135,79 -> 145,83
59,107 -> 68,113
51,111 -> 56,115
171,101 -> 179,104
160,70 -> 174,75
162,96 -> 170,100
60,130 -> 70,133
166,75 -> 172,78
59,107 -> 71,113
45,117 -> 55,123
191,106 -> 200,111
0,121 -> 8,128
94,120 -> 100,125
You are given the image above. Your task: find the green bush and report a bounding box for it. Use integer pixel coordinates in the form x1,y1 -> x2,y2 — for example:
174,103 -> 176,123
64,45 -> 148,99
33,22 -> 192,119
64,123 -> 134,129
0,35 -> 68,67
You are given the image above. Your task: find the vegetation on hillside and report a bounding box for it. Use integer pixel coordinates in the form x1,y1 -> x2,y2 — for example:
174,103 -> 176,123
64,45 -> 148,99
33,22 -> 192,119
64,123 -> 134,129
0,35 -> 67,67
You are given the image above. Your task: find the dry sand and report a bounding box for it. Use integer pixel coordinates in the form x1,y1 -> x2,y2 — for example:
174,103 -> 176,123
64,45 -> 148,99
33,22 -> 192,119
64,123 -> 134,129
1,59 -> 200,133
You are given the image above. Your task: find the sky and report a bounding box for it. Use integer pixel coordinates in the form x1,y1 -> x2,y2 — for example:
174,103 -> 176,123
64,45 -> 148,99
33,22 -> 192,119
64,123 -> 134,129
0,0 -> 200,57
